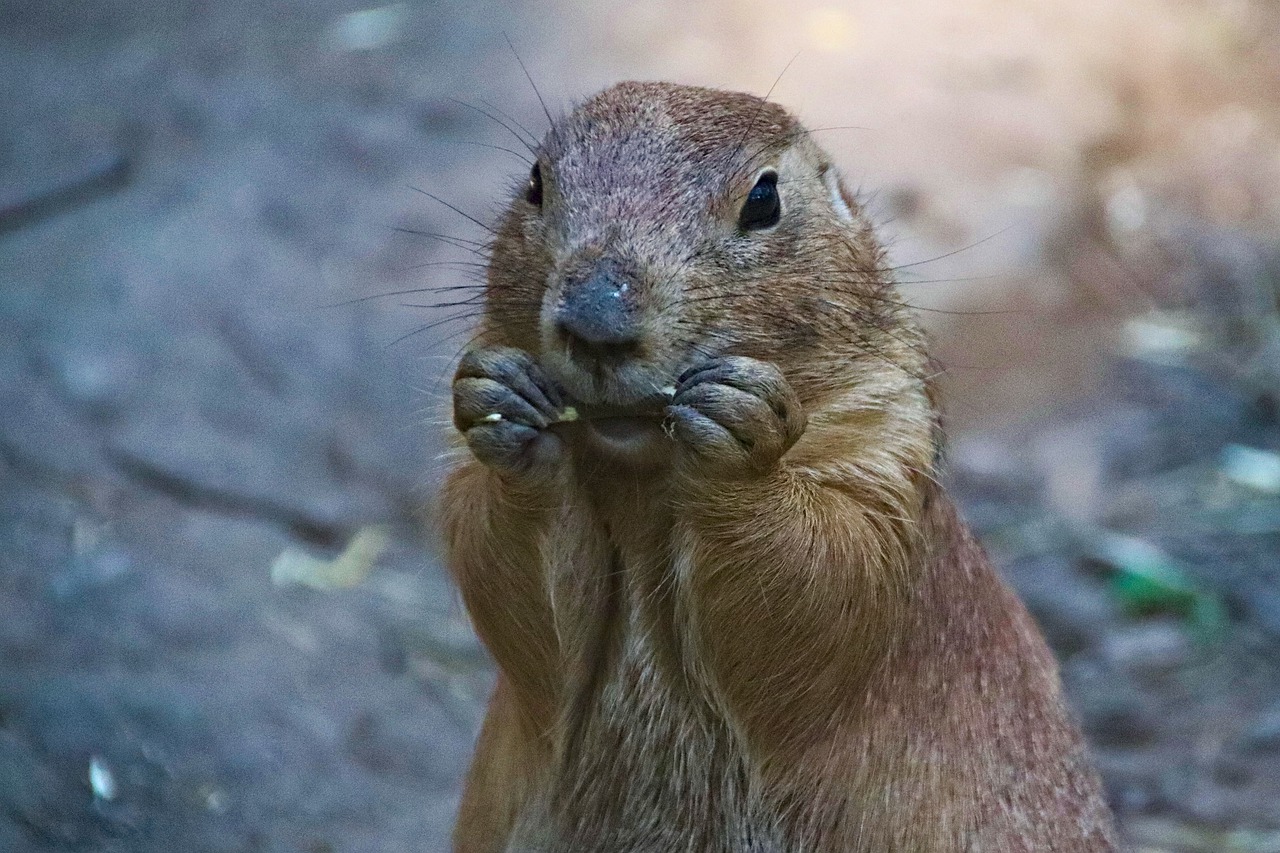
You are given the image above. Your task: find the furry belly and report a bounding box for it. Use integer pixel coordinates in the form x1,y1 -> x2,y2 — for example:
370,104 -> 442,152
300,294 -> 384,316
506,652 -> 785,853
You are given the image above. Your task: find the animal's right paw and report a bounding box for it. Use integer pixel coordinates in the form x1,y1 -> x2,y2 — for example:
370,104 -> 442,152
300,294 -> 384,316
453,347 -> 567,481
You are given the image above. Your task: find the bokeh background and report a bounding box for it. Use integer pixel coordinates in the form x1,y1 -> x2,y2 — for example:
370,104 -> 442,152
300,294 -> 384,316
3,0 -> 1279,850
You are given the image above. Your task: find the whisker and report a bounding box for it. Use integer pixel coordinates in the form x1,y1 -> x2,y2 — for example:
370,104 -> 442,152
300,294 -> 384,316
457,139 -> 533,165
401,297 -> 542,310
672,290 -> 929,383
446,96 -> 538,153
504,34 -> 557,142
801,125 -> 870,134
384,312 -> 485,349
797,278 -> 1017,316
400,297 -> 488,310
407,186 -> 498,236
396,262 -> 488,277
876,228 -> 1012,273
478,98 -> 542,148
726,52 -> 801,173
397,259 -> 489,270
391,226 -> 491,253
321,283 -> 487,309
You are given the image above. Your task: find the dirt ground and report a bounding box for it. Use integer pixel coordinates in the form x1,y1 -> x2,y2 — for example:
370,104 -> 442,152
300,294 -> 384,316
2,1 -> 1279,851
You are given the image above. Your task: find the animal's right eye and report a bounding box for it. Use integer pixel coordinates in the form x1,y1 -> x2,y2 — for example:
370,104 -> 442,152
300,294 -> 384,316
526,163 -> 543,208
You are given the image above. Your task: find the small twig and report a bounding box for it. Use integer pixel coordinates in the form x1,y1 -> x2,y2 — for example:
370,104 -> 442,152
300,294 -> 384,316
0,153 -> 132,235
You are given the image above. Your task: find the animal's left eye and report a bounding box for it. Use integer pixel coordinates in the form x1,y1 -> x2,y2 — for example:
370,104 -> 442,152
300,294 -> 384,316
738,170 -> 780,231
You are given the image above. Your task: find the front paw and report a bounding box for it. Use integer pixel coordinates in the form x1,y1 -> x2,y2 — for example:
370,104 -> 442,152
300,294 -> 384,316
453,347 -> 567,481
665,356 -> 806,475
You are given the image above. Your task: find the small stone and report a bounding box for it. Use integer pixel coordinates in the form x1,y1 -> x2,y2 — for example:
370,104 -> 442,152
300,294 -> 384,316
1067,664 -> 1160,748
325,4 -> 407,52
1100,621 -> 1193,675
197,783 -> 229,814
1112,780 -> 1159,814
1006,555 -> 1118,657
1243,705 -> 1280,751
1087,700 -> 1159,747
1220,444 -> 1280,493
1233,577 -> 1280,642
1210,753 -> 1254,788
89,755 -> 117,801
55,346 -> 139,411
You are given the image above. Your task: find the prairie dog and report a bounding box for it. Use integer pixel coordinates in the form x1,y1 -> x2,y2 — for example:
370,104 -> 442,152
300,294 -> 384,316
440,81 -> 1117,851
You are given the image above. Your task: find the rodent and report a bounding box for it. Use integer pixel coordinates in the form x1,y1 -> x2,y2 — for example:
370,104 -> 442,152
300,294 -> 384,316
439,81 -> 1118,852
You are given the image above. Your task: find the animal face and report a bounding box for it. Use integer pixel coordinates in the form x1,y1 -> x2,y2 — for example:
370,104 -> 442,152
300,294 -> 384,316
483,81 -> 890,412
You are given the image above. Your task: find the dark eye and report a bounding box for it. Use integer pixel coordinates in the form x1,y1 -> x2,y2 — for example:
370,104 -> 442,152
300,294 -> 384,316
526,163 -> 543,208
738,170 -> 780,231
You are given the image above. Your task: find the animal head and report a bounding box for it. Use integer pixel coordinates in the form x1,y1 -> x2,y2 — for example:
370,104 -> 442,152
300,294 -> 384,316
482,81 -> 917,411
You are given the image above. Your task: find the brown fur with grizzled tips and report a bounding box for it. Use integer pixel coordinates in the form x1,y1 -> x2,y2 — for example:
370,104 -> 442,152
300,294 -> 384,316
440,81 -> 1117,851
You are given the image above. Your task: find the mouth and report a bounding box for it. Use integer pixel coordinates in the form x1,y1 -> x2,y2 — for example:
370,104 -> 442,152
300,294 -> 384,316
535,341 -> 686,463
549,387 -> 675,462
541,347 -> 676,412
581,414 -> 665,456
564,392 -> 673,422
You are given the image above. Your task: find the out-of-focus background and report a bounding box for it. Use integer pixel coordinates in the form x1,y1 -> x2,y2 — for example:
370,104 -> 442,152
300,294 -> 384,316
2,0 -> 1278,849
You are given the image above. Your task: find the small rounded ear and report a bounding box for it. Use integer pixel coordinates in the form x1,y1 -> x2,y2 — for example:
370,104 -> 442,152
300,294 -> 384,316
821,166 -> 856,224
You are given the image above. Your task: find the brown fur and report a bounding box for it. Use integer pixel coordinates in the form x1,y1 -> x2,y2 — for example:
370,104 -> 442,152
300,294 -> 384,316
440,82 -> 1117,851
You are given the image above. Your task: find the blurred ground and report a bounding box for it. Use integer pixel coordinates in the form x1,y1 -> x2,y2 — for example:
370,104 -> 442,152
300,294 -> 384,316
2,1 -> 1279,851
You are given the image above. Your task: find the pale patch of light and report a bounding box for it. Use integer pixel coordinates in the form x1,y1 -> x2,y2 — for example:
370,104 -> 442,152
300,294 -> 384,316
326,4 -> 408,52
1105,175 -> 1148,236
1221,444 -> 1280,494
89,756 -> 117,801
804,8 -> 859,54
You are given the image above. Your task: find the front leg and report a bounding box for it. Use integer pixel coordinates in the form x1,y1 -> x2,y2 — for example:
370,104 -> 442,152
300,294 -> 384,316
445,348 -> 573,852
443,346 -> 568,721
666,356 -> 923,758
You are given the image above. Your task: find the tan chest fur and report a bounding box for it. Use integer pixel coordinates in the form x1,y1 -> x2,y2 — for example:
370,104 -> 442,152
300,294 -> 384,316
500,477 -> 780,852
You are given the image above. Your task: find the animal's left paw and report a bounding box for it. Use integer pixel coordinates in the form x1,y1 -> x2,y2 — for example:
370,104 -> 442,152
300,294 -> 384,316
666,356 -> 806,476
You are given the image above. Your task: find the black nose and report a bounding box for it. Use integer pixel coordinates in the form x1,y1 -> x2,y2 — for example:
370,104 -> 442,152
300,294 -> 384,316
555,260 -> 641,359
